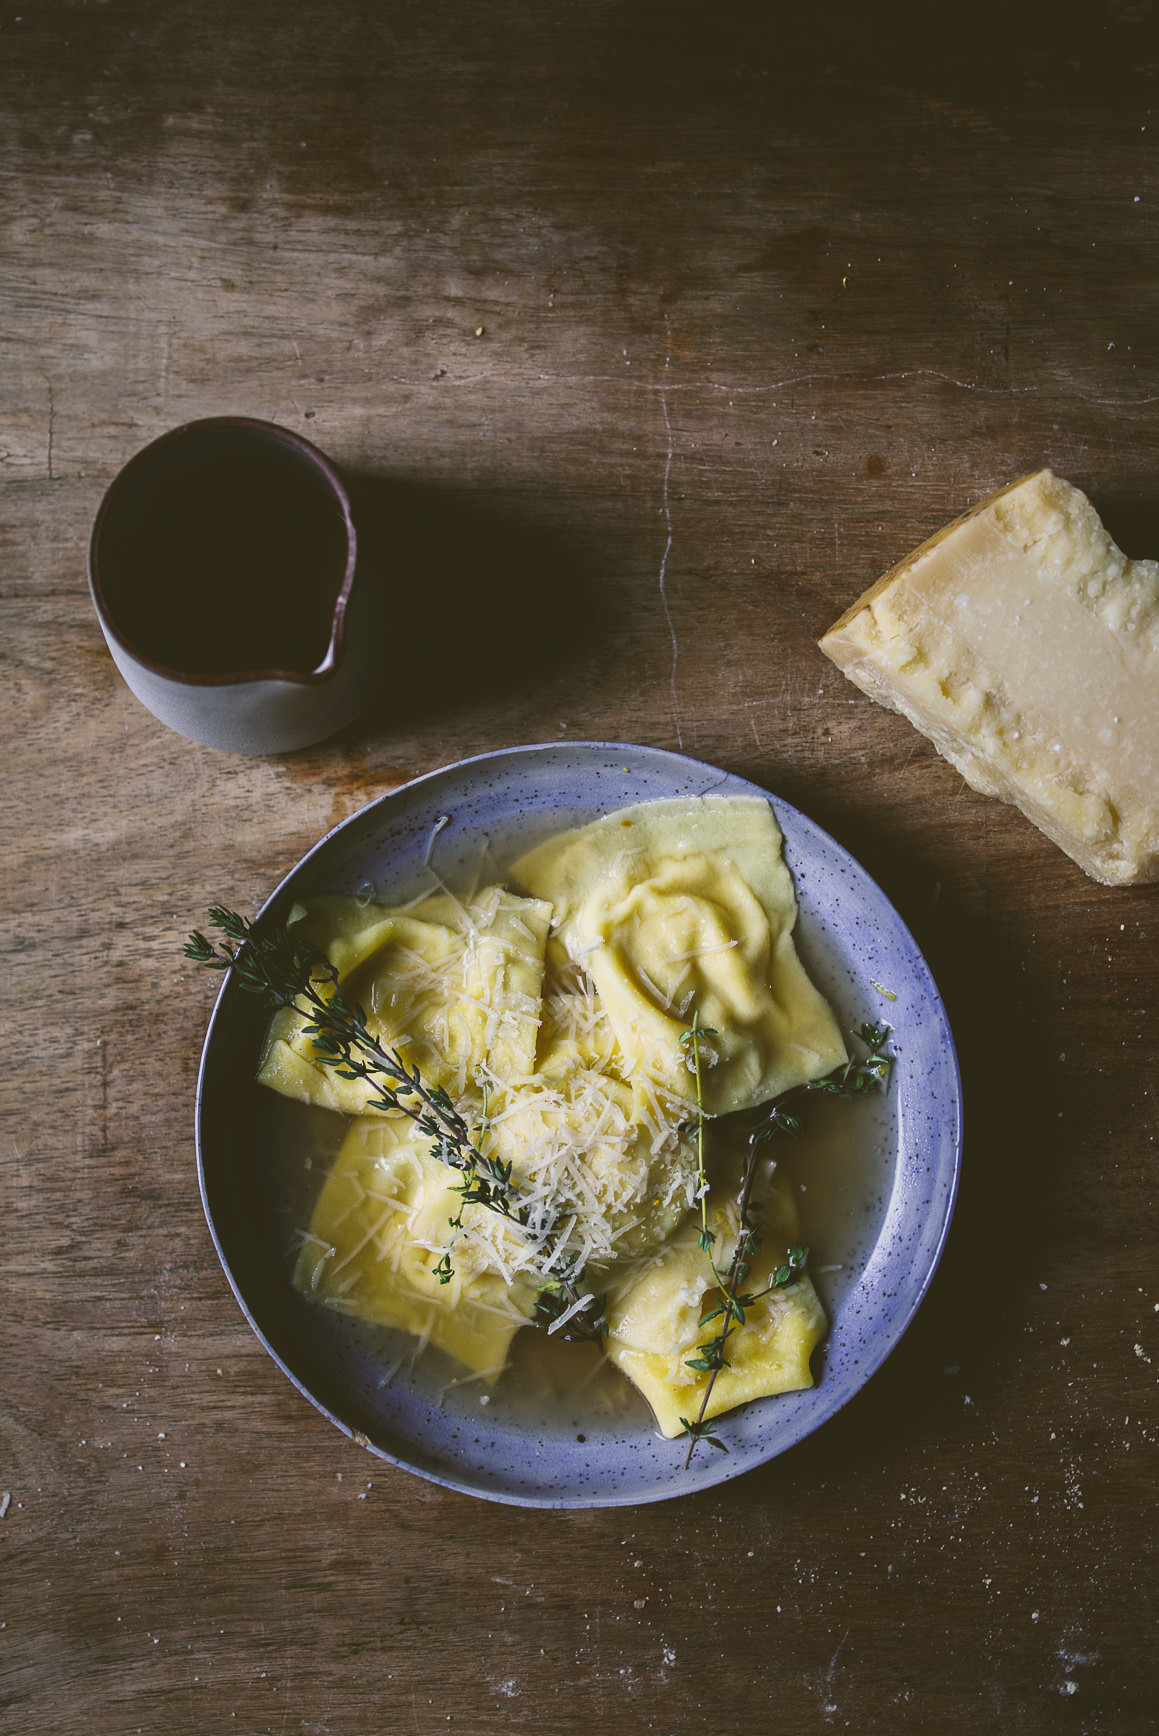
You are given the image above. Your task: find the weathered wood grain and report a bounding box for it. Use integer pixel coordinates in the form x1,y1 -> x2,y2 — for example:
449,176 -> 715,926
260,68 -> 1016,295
2,3 -> 1156,1731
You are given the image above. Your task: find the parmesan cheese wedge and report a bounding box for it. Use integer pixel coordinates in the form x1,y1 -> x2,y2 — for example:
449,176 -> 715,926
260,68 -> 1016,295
820,470 -> 1159,885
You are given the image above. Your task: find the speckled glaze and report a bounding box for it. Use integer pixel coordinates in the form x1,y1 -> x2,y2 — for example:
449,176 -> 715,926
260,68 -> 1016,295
196,743 -> 962,1506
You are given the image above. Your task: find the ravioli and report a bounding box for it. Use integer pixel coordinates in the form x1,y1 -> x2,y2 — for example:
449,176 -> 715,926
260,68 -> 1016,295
294,1115 -> 538,1379
512,795 -> 847,1114
258,885 -> 552,1115
260,795 -> 852,1435
603,1181 -> 826,1437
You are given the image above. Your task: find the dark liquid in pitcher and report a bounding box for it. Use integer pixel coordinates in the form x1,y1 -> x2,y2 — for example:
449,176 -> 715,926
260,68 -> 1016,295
96,427 -> 350,676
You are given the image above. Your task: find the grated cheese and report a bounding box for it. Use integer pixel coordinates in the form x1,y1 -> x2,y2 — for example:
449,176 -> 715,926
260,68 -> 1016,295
275,799 -> 845,1422
423,812 -> 452,866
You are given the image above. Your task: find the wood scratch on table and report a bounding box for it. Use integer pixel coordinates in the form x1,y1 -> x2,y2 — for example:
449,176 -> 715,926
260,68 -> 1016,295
528,366 -> 1042,398
525,366 -> 1159,409
899,733 -> 925,773
359,363 -> 1159,411
45,378 -> 55,481
657,385 -> 683,749
96,1034 -> 109,1161
820,1626 -> 850,1721
491,1575 -> 545,1601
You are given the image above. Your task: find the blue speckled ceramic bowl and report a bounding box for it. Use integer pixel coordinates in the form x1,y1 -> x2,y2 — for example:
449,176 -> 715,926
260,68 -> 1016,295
195,743 -> 962,1506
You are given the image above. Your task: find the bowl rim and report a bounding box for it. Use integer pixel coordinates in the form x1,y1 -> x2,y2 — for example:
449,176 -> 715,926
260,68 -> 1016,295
194,741 -> 964,1506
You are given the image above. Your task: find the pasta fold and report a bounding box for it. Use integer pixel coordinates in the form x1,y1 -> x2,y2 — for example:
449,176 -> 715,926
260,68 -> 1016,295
258,886 -> 552,1114
512,796 -> 846,1114
294,1116 -> 537,1380
603,1184 -> 826,1437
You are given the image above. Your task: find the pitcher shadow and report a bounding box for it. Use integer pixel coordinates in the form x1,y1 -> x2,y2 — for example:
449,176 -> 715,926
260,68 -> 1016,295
343,472 -> 612,732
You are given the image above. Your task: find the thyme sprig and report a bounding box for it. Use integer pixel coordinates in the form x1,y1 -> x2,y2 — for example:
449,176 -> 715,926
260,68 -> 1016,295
678,1122 -> 778,1467
185,906 -> 605,1342
434,1085 -> 495,1284
801,1021 -> 893,1100
679,1012 -> 719,1262
679,1021 -> 893,1465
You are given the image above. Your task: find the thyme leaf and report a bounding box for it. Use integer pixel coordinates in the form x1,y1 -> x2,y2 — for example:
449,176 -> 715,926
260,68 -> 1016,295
680,1012 -> 722,1281
678,1415 -> 728,1455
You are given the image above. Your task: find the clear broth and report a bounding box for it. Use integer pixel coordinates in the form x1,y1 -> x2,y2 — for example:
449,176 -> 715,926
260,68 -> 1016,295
258,1060 -> 895,1444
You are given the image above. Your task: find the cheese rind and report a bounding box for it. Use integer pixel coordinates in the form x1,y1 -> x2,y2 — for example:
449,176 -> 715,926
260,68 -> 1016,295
819,470 -> 1159,885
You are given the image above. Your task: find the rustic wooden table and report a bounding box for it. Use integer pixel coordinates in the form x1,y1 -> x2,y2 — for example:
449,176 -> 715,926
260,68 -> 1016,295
3,3 -> 1156,1731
